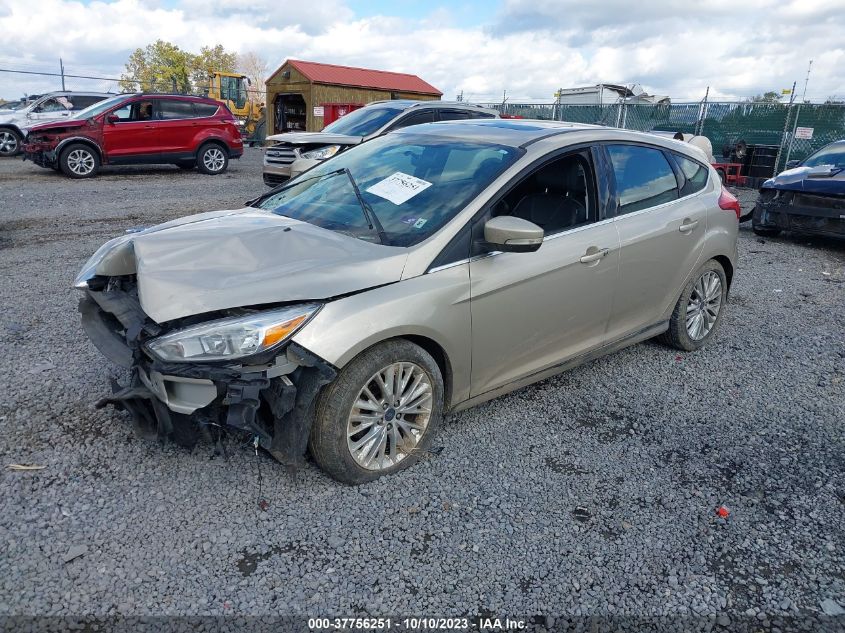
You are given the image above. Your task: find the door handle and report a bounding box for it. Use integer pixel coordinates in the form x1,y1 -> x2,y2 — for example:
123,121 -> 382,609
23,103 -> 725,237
579,247 -> 610,264
679,219 -> 699,233
143,125 -> 156,129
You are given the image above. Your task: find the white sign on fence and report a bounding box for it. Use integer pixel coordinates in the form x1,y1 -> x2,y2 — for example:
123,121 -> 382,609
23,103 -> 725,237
313,106 -> 324,117
795,127 -> 814,140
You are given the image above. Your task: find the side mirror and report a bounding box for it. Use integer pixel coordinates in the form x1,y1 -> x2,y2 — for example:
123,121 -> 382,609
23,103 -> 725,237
785,160 -> 800,169
106,114 -> 120,124
483,216 -> 544,253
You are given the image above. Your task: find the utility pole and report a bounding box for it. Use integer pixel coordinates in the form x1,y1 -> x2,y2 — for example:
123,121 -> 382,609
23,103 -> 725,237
784,60 -> 813,167
500,89 -> 507,115
696,86 -> 709,136
59,58 -> 65,90
774,81 -> 797,175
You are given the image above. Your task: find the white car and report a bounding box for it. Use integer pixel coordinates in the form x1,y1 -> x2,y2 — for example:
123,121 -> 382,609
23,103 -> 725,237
0,91 -> 113,157
263,100 -> 499,186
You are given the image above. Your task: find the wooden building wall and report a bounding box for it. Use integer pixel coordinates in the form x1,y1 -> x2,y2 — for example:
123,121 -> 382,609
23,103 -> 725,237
266,62 -> 440,134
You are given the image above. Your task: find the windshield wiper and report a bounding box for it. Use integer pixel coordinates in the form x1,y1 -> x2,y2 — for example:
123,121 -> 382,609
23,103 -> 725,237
246,168 -> 346,207
341,168 -> 389,245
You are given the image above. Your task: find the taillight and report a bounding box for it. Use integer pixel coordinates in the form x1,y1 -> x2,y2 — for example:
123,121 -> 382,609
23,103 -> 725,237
718,187 -> 741,220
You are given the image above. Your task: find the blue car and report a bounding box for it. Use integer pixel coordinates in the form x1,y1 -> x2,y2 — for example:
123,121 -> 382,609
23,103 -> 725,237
751,140 -> 845,238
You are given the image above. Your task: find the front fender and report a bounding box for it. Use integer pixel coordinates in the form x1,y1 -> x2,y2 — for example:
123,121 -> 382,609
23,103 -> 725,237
291,265 -> 472,407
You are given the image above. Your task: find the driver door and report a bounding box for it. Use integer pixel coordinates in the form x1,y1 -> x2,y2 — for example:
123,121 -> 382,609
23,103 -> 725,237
468,148 -> 620,397
101,98 -> 162,162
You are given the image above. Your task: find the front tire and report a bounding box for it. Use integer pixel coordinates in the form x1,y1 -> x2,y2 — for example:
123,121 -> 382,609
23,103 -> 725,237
660,259 -> 727,351
59,143 -> 99,178
309,340 -> 444,484
196,143 -> 228,175
0,128 -> 22,157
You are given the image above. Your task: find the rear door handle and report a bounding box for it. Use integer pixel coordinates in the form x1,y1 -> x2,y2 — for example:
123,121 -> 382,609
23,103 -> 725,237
679,219 -> 699,233
580,247 -> 610,264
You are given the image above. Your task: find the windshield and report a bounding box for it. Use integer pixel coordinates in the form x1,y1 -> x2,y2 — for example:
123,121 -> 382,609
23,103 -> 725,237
257,133 -> 522,247
321,105 -> 407,136
70,95 -> 132,120
803,143 -> 845,168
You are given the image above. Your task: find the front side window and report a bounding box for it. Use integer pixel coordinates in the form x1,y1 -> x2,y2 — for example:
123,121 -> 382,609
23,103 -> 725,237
159,100 -> 196,119
488,150 -> 597,236
321,105 -> 406,136
111,100 -> 155,122
439,109 -> 472,121
674,153 -> 708,196
34,98 -> 69,113
607,145 -> 679,214
256,133 -> 522,247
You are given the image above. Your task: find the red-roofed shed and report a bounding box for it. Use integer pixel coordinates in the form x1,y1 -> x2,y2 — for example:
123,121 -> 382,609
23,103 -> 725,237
266,59 -> 442,134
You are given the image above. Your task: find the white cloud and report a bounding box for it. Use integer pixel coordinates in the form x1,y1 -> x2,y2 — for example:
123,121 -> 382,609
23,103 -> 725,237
0,0 -> 843,103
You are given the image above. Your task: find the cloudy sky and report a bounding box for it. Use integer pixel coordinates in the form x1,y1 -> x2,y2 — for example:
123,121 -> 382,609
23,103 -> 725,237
1,0 -> 843,103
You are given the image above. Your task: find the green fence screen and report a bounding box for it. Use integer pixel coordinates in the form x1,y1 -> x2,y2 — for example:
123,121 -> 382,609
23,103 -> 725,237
481,101 -> 845,177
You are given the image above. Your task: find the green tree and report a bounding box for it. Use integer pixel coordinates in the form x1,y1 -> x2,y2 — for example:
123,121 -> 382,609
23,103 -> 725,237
120,40 -> 237,94
120,40 -> 193,93
745,91 -> 783,103
191,45 -> 238,93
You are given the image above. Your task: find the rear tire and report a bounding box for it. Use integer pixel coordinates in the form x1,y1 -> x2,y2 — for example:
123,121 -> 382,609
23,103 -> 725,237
196,143 -> 228,175
59,143 -> 100,178
659,259 -> 727,352
309,340 -> 444,484
752,224 -> 781,237
0,128 -> 22,157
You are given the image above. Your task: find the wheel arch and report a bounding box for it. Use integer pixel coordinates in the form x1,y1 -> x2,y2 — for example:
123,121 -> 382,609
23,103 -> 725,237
194,136 -> 230,157
316,331 -> 457,411
399,334 -> 454,411
57,137 -> 103,161
712,254 -> 733,290
0,124 -> 24,137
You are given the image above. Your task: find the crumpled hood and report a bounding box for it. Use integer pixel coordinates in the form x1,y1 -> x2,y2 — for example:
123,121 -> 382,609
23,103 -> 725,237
28,119 -> 89,133
265,131 -> 363,146
764,165 -> 845,195
78,208 -> 408,323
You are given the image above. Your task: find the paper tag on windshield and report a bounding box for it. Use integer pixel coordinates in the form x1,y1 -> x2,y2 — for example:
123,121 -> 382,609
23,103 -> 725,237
366,172 -> 432,205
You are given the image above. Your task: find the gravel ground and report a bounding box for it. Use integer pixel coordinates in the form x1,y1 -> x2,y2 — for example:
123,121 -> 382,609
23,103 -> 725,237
0,152 -> 844,630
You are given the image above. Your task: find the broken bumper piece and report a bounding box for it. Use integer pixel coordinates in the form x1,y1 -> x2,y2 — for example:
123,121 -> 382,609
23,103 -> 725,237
82,292 -> 336,468
754,190 -> 845,238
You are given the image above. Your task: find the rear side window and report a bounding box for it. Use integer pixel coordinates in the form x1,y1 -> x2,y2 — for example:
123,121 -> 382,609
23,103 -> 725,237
674,153 -> 708,196
390,110 -> 436,130
194,102 -> 219,117
607,145 -> 679,214
439,109 -> 473,121
68,95 -> 104,110
159,100 -> 196,119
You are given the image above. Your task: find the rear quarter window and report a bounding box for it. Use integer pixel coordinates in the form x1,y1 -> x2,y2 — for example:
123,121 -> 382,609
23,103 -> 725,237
674,153 -> 709,196
194,102 -> 220,117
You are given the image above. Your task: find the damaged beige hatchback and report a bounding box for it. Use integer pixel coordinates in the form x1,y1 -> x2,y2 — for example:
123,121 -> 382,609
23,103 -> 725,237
76,120 -> 739,484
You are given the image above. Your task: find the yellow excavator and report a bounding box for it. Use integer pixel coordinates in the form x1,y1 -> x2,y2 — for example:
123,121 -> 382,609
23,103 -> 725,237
206,71 -> 266,145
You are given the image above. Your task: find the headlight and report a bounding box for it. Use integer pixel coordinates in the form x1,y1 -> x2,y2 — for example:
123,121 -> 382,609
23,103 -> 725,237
145,304 -> 320,362
301,145 -> 341,160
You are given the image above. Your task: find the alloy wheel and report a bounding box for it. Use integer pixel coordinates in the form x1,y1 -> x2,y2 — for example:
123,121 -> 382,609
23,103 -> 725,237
686,270 -> 722,340
0,131 -> 18,154
67,149 -> 95,176
346,362 -> 433,471
202,147 -> 226,172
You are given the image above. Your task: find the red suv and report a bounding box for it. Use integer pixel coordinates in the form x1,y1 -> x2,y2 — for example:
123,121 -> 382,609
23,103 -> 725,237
22,94 -> 243,178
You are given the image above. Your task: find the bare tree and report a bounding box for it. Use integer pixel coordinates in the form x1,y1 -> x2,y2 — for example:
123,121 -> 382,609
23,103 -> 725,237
238,51 -> 269,104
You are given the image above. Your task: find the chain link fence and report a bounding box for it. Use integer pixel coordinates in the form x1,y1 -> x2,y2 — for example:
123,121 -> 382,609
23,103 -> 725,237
481,100 -> 845,178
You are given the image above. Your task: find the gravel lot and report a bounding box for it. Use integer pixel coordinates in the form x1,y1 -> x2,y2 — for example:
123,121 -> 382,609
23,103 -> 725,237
1,151 -> 844,630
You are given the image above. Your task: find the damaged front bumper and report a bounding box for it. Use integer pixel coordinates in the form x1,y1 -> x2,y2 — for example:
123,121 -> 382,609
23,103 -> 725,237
22,138 -> 58,168
753,189 -> 845,238
80,286 -> 336,467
